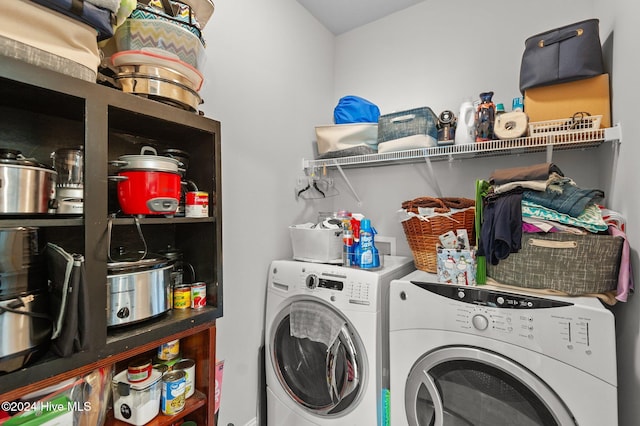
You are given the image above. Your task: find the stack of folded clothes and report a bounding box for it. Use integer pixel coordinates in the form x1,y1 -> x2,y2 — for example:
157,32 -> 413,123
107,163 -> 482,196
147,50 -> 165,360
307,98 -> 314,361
477,162 -> 633,304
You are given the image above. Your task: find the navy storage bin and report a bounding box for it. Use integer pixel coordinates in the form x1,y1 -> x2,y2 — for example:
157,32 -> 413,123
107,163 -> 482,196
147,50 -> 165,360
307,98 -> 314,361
377,107 -> 438,152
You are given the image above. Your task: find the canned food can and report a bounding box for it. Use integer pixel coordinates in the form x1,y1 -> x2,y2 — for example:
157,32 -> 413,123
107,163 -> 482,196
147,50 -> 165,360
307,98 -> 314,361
127,358 -> 152,383
185,191 -> 209,218
154,353 -> 182,370
158,339 -> 180,361
173,285 -> 191,309
153,363 -> 169,375
191,282 -> 207,309
173,358 -> 196,398
161,371 -> 186,415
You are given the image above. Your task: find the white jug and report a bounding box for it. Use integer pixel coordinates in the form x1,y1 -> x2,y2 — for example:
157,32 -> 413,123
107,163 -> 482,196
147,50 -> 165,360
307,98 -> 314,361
455,100 -> 476,145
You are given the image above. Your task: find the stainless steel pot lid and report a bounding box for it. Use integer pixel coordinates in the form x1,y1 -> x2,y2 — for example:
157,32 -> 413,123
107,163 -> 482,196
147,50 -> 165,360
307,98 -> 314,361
0,148 -> 55,171
113,146 -> 181,173
107,251 -> 169,275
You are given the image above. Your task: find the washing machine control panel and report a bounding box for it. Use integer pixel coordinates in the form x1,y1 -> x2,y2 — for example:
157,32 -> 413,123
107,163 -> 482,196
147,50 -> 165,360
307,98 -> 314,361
411,281 -> 573,309
305,274 -> 345,291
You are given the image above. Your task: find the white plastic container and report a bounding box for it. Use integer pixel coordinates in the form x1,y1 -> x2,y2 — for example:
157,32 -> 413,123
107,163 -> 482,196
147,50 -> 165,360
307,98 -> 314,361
289,223 -> 343,263
112,369 -> 162,426
455,100 -> 476,144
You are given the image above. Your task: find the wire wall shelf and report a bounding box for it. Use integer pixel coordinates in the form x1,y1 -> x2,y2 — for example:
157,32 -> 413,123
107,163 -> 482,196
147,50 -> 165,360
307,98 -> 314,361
302,124 -> 621,171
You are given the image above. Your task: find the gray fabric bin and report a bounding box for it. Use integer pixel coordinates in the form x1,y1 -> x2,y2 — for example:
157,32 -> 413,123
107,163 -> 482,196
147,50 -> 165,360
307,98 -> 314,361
487,232 -> 623,295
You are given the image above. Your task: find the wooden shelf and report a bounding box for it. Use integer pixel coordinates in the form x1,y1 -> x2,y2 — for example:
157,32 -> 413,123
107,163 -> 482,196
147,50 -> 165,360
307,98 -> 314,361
0,56 -> 222,425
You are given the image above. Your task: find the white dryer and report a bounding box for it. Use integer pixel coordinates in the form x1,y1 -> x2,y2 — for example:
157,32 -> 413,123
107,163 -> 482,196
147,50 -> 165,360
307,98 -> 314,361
265,256 -> 414,425
389,270 -> 618,426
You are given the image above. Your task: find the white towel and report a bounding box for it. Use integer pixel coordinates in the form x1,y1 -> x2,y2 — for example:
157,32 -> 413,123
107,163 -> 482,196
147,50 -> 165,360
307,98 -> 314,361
290,301 -> 345,349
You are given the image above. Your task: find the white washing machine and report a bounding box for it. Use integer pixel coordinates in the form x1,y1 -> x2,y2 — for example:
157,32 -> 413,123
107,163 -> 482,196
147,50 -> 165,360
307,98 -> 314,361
265,256 -> 415,425
389,270 -> 618,426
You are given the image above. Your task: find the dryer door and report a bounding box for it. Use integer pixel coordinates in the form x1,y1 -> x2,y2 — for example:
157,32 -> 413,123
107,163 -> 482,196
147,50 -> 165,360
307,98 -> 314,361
269,299 -> 366,417
404,346 -> 576,426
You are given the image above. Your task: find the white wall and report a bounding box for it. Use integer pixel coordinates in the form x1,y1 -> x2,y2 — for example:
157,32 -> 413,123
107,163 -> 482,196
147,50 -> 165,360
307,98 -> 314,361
596,0 -> 640,425
330,0 -> 607,262
201,0 -> 640,424
200,1 -> 335,424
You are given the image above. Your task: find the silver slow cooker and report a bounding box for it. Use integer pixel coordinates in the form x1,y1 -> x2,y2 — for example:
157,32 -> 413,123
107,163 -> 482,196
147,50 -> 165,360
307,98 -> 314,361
107,254 -> 172,327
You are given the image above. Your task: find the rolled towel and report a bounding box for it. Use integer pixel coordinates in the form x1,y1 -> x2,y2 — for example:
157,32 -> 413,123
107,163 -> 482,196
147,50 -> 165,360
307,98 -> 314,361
440,197 -> 475,209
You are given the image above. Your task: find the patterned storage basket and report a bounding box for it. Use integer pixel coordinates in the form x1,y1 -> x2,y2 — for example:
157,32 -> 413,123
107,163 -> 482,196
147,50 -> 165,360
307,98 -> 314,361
487,232 -> 623,295
132,0 -> 205,44
377,107 -> 439,152
401,197 -> 475,273
114,18 -> 206,70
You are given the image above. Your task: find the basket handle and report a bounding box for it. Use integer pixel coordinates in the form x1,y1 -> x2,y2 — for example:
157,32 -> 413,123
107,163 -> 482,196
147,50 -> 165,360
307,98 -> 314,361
402,197 -> 449,214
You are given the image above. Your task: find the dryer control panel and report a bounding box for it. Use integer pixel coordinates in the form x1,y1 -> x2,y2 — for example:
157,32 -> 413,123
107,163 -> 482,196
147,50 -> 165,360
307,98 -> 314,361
410,281 -> 573,309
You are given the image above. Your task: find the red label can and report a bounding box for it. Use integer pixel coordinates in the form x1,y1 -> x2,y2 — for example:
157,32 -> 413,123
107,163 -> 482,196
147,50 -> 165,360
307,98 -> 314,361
127,358 -> 152,383
191,282 -> 207,309
185,191 -> 209,217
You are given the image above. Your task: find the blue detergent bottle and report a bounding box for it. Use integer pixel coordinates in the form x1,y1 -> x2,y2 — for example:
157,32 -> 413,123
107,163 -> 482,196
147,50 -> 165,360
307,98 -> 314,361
358,218 -> 380,269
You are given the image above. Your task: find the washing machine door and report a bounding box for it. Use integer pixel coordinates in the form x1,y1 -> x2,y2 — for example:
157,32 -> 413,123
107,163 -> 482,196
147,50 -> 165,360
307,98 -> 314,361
404,346 -> 576,426
269,299 -> 366,417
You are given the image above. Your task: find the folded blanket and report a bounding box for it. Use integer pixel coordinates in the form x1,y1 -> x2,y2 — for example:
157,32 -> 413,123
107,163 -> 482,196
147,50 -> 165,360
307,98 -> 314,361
521,201 -> 608,233
523,180 -> 604,218
490,162 -> 563,185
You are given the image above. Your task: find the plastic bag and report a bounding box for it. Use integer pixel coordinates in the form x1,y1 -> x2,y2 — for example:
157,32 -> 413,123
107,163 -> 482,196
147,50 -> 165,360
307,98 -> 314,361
334,95 -> 380,124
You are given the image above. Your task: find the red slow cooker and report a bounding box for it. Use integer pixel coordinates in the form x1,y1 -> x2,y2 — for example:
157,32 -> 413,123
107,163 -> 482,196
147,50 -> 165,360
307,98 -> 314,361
110,146 -> 182,215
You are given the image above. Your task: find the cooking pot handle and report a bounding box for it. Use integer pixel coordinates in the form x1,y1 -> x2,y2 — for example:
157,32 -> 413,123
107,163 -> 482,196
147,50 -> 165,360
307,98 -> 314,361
107,175 -> 128,181
140,146 -> 158,156
107,214 -> 148,263
181,179 -> 199,191
109,160 -> 128,167
0,294 -> 52,320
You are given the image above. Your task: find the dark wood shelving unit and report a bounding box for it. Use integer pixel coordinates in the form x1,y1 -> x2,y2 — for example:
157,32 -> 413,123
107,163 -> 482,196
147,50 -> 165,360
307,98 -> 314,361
0,56 -> 223,425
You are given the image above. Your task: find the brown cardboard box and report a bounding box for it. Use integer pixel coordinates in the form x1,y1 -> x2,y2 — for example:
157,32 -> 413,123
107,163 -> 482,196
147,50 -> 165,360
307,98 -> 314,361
524,73 -> 611,128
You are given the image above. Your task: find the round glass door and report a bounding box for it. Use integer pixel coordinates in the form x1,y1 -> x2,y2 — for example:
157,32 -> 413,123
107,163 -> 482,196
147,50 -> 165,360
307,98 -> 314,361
405,347 -> 576,426
270,299 -> 367,416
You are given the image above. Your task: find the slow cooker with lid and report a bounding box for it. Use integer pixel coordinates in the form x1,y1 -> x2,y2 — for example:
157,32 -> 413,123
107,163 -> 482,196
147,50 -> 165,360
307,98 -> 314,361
107,252 -> 172,327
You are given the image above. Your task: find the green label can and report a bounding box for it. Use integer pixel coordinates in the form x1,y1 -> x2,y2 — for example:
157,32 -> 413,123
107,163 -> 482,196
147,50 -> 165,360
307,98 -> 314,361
161,370 -> 186,415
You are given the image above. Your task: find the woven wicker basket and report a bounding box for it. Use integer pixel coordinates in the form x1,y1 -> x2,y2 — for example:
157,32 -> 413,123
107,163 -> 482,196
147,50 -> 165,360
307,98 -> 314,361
401,197 -> 475,273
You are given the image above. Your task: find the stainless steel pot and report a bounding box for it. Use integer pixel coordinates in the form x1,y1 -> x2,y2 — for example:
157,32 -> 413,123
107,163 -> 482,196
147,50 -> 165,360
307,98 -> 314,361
0,290 -> 52,373
0,149 -> 57,214
114,65 -> 202,112
0,227 -> 47,301
106,255 -> 172,327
